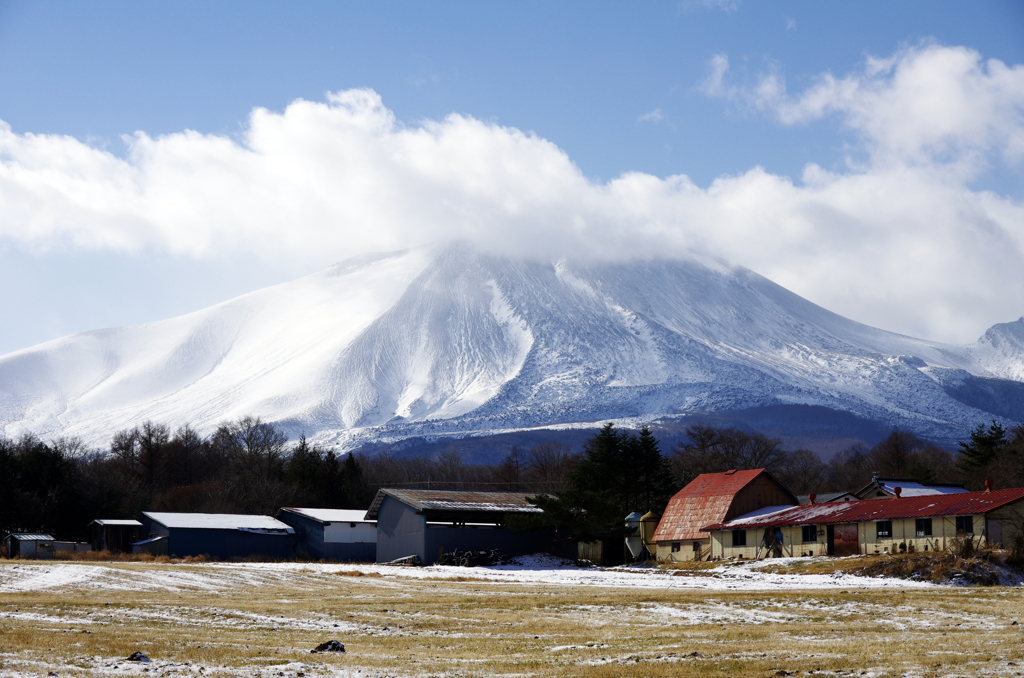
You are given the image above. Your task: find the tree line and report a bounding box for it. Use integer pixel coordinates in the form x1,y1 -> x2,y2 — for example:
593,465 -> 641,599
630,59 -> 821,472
0,416 -> 581,541
2,416 -> 1021,542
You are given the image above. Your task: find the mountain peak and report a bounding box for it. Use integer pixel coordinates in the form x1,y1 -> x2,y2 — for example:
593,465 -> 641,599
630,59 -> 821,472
972,316 -> 1024,381
0,247 -> 1020,450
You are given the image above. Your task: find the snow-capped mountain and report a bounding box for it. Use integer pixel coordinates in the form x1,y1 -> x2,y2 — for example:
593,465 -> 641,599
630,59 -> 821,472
1,244 -> 1021,450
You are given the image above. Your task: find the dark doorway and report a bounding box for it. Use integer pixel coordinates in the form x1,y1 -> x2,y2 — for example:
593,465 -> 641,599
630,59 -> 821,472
832,523 -> 859,557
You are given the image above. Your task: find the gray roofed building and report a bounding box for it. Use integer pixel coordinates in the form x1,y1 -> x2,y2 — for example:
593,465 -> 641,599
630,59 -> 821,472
365,489 -> 543,521
367,489 -> 561,565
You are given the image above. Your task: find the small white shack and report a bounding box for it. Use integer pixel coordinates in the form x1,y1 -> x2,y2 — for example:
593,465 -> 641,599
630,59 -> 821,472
276,508 -> 377,562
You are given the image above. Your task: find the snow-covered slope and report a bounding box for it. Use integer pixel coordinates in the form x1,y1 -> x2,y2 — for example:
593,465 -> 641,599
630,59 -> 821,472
0,244 -> 1021,449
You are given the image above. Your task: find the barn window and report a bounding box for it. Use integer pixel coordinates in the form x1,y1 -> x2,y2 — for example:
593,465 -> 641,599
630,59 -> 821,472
915,518 -> 932,537
732,530 -> 747,547
801,525 -> 817,543
876,521 -> 892,538
671,542 -> 681,553
956,516 -> 974,534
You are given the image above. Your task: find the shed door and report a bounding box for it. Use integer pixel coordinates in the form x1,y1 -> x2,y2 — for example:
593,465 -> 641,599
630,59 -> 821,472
987,519 -> 1003,548
832,524 -> 859,557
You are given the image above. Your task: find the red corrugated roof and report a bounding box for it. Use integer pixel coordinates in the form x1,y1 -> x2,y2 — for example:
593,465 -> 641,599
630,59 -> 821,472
652,469 -> 771,542
703,487 -> 1024,531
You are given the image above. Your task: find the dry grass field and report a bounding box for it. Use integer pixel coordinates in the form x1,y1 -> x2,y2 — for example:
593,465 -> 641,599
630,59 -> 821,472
2,560 -> 1024,677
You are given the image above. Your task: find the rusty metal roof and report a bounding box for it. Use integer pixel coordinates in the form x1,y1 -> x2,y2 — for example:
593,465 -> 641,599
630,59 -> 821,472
703,487 -> 1024,531
652,469 -> 775,542
364,488 -> 544,520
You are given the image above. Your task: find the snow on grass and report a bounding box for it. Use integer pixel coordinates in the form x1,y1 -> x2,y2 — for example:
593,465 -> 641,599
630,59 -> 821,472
0,555 -> 936,595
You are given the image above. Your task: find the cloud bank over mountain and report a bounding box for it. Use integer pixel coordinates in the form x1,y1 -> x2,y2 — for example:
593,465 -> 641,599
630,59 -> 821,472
0,44 -> 1021,343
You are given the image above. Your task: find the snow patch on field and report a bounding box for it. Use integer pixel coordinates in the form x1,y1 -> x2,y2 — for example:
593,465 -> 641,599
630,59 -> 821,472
0,557 -> 935,594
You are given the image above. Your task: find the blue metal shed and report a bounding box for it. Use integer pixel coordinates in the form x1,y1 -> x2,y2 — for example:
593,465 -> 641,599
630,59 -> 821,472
3,533 -> 56,559
276,508 -> 377,562
139,512 -> 295,560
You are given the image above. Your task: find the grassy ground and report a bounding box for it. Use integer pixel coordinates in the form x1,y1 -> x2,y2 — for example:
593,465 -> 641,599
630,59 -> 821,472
3,561 -> 1024,677
744,551 -> 1014,585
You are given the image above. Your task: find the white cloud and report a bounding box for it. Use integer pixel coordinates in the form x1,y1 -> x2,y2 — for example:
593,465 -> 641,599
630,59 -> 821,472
639,108 -> 664,123
708,43 -> 1024,177
679,0 -> 741,13
0,45 -> 1022,345
700,53 -> 731,97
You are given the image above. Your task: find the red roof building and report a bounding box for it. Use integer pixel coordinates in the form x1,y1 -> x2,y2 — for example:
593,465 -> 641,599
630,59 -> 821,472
701,486 -> 1024,559
652,469 -> 797,562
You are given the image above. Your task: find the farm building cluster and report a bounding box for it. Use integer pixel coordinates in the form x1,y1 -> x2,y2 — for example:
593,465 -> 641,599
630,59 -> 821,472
652,470 -> 1022,562
5,471 -> 1023,564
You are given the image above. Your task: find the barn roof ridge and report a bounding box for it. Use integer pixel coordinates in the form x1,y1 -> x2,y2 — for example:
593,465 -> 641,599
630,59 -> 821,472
278,508 -> 376,524
142,511 -> 295,533
364,488 -> 544,520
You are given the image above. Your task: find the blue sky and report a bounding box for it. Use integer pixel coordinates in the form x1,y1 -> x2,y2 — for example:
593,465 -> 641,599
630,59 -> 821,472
0,1 -> 1023,353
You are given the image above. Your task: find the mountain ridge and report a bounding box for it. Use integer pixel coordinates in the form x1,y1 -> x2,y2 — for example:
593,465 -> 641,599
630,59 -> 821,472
0,244 -> 1020,452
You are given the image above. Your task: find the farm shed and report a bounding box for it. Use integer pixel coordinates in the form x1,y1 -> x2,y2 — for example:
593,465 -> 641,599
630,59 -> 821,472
90,519 -> 142,553
703,485 -> 1024,559
855,476 -> 967,499
53,541 -> 92,555
276,508 -> 376,562
366,489 -> 560,565
652,469 -> 797,562
139,512 -> 295,560
132,535 -> 168,556
3,533 -> 56,559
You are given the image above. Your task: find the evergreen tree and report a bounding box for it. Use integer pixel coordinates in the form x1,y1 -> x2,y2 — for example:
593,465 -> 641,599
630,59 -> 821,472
632,426 -> 677,514
338,452 -> 369,509
0,437 -> 20,537
957,421 -> 1007,472
285,435 -> 325,504
525,423 -> 675,542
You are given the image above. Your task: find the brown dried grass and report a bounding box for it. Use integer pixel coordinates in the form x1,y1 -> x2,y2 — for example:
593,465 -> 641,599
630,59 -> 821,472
759,548 -> 1015,585
3,561 -> 1024,676
334,569 -> 383,578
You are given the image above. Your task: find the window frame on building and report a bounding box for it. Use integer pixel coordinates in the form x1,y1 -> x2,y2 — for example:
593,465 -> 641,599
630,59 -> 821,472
801,525 -> 817,543
915,518 -> 932,537
955,515 -> 974,534
876,520 -> 892,539
731,530 -> 747,547
671,542 -> 681,553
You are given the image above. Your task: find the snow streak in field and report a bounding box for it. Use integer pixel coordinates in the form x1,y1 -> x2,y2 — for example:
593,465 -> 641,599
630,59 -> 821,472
0,557 -> 934,594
